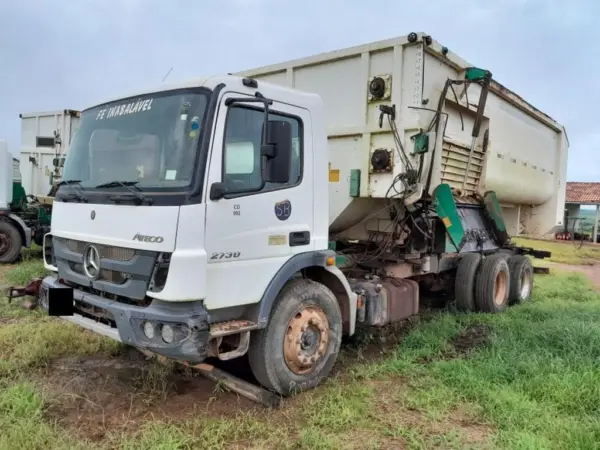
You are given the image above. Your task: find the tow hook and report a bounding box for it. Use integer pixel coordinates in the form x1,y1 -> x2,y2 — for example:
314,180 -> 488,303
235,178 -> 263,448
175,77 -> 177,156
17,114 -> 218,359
6,277 -> 43,309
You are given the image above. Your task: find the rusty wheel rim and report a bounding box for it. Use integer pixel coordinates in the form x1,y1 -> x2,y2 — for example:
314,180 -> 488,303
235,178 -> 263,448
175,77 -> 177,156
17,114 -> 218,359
284,306 -> 329,375
493,270 -> 508,306
0,233 -> 10,257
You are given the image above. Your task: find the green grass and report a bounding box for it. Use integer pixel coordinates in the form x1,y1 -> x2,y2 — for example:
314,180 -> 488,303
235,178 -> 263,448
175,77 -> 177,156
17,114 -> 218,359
3,259 -> 48,286
1,254 -> 600,448
367,272 -> 600,449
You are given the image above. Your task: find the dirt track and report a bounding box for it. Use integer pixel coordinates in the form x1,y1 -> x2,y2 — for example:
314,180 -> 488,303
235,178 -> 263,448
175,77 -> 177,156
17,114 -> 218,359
546,262 -> 600,289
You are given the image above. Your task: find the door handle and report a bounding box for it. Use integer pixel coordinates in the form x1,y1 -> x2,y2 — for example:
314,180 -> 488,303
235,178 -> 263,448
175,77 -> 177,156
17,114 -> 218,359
289,231 -> 310,247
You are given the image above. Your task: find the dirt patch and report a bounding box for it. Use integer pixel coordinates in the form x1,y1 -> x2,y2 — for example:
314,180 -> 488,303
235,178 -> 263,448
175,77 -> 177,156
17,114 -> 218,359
450,324 -> 490,356
417,324 -> 490,365
40,349 -> 259,441
340,308 -> 442,365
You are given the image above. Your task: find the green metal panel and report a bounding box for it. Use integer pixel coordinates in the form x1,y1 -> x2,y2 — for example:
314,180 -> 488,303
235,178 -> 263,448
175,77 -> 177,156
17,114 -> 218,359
433,183 -> 464,252
483,191 -> 506,232
38,207 -> 52,226
11,182 -> 26,209
411,132 -> 429,154
465,67 -> 491,81
350,169 -> 360,197
483,190 -> 509,246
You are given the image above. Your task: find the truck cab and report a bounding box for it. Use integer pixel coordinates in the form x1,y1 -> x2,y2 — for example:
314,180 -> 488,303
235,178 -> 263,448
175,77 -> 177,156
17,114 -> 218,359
41,76 -> 353,395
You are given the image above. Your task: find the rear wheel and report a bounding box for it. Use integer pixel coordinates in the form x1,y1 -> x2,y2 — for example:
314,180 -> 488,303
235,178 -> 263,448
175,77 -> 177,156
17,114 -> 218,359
507,255 -> 533,305
475,254 -> 510,313
0,220 -> 22,264
454,253 -> 482,311
248,279 -> 342,396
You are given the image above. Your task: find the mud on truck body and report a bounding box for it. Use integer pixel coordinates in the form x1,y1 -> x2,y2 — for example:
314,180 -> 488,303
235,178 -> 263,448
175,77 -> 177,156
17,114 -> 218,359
40,32 -> 565,396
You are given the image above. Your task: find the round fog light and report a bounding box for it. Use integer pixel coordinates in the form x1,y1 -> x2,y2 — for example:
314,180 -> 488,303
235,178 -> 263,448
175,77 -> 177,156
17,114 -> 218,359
143,321 -> 155,339
161,324 -> 174,343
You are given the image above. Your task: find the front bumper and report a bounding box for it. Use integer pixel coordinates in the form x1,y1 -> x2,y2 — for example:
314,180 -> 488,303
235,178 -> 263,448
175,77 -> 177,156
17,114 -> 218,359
40,276 -> 211,362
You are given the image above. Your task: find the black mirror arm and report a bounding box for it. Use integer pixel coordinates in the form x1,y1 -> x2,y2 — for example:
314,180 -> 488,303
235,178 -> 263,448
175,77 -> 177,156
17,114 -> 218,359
224,93 -> 273,146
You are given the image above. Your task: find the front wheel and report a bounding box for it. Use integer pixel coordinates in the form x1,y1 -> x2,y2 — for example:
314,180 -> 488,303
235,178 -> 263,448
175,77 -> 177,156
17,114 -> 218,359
0,220 -> 23,264
248,279 -> 342,396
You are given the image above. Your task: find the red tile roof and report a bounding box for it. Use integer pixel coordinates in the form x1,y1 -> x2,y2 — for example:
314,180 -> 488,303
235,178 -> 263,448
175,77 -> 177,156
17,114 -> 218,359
566,182 -> 600,204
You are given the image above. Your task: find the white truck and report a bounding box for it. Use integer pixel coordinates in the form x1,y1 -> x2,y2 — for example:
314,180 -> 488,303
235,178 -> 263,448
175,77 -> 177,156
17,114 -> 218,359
19,109 -> 80,197
39,32 -> 565,396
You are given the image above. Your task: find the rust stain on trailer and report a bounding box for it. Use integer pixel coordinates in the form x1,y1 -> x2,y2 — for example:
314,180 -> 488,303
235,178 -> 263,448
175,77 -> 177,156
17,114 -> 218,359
490,80 -> 560,130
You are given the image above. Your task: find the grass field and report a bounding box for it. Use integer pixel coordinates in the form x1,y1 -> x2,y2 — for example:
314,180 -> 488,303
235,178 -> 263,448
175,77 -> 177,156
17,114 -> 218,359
1,238 -> 600,449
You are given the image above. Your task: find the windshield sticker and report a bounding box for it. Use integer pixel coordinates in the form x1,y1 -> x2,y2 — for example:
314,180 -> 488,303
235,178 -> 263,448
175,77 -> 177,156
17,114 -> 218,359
95,99 -> 154,120
165,170 -> 177,180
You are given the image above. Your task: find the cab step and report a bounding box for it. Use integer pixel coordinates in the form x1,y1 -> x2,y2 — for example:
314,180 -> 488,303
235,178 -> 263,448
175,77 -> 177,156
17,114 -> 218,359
210,320 -> 259,338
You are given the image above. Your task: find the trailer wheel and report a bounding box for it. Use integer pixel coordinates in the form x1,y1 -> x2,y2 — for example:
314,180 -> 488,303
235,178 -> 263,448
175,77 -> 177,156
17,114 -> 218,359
475,254 -> 510,313
454,253 -> 482,311
248,279 -> 342,396
507,255 -> 533,305
0,220 -> 23,264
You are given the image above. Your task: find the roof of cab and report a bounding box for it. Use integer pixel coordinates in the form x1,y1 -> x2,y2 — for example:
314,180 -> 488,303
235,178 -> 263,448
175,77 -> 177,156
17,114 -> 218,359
85,74 -> 322,112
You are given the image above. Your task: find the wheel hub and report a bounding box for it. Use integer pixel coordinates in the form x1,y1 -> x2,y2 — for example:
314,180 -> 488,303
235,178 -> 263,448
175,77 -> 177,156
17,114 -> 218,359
284,306 -> 329,375
520,269 -> 532,299
493,270 -> 508,306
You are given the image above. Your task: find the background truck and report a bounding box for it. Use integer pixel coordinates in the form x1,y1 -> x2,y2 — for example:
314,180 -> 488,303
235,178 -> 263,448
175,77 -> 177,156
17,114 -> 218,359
0,141 -> 52,263
39,32 -> 564,397
19,109 -> 80,197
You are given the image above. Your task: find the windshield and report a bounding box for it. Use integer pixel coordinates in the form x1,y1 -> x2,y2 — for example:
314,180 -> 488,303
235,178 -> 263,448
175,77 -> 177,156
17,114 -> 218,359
62,89 -> 209,190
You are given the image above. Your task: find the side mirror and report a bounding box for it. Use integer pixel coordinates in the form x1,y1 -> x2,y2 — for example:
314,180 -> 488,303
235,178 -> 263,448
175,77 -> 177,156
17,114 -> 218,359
261,120 -> 292,184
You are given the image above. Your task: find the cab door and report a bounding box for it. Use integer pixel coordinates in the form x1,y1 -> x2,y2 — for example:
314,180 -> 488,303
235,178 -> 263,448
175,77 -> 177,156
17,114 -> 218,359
203,91 -> 314,310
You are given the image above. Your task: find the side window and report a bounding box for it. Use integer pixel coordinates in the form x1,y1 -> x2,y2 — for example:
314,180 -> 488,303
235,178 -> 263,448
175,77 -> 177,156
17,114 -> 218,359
223,106 -> 302,193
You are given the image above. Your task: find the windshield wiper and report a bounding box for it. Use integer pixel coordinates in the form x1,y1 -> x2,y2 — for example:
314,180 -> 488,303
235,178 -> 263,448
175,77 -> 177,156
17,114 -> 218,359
95,180 -> 153,206
56,179 -> 88,203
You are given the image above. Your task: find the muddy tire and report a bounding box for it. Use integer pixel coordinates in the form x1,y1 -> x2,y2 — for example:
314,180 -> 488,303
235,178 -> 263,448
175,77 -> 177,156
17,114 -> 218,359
0,220 -> 22,264
475,254 -> 510,313
454,253 -> 482,311
248,278 -> 342,397
507,255 -> 533,305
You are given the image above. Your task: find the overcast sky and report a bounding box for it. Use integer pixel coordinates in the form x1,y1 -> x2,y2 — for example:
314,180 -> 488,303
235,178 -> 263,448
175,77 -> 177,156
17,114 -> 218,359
0,0 -> 596,181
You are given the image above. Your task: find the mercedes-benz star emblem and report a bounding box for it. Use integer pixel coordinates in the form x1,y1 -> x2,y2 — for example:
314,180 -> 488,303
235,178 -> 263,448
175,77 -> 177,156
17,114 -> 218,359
83,245 -> 100,279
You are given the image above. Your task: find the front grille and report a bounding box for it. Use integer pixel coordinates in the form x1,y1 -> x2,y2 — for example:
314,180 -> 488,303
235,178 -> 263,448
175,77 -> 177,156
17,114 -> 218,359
53,236 -> 158,301
68,261 -> 128,284
56,237 -> 135,261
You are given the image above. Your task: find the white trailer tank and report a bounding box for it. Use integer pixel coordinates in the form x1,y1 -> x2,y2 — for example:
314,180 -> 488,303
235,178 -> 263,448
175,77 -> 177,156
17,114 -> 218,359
19,109 -> 80,197
237,32 -> 568,237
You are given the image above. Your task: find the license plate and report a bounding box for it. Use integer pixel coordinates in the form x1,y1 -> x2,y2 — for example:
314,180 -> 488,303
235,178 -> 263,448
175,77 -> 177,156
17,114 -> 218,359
44,286 -> 75,316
